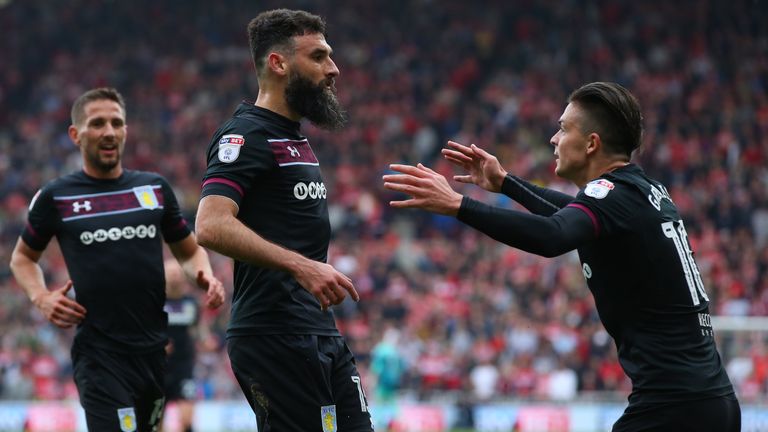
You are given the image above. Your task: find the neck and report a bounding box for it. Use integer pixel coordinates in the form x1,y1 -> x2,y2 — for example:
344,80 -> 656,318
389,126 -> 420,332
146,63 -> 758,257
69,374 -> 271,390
255,88 -> 300,122
573,160 -> 629,189
83,165 -> 123,180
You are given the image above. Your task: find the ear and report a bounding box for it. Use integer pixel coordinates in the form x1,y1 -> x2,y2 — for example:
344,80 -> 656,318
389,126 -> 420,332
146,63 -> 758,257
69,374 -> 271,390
68,125 -> 80,147
586,132 -> 601,156
267,52 -> 288,76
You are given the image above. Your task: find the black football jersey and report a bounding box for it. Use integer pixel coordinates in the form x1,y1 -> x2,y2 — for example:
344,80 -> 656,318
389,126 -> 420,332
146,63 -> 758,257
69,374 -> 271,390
201,103 -> 338,337
568,164 -> 734,404
22,170 -> 191,353
164,295 -> 199,363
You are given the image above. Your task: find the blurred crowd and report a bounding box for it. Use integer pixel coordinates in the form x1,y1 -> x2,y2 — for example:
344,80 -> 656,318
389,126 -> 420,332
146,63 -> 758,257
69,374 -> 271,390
1,0 -> 768,407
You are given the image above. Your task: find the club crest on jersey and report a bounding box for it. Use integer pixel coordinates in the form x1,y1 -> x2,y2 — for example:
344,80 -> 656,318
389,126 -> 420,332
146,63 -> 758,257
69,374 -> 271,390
133,186 -> 159,209
117,407 -> 137,432
218,134 -> 245,163
321,405 -> 337,432
584,179 -> 614,199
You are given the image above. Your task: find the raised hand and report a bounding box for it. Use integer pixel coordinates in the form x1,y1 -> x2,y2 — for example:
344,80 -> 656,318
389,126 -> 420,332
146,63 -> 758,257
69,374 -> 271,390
441,141 -> 507,192
383,163 -> 464,216
195,270 -> 226,309
293,260 -> 359,311
34,280 -> 87,329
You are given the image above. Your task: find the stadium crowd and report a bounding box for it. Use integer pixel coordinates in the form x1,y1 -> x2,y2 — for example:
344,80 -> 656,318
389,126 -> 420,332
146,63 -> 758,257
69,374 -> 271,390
1,0 -> 767,408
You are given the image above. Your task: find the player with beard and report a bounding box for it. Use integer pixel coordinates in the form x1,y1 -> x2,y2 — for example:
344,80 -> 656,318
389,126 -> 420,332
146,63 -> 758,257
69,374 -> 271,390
10,88 -> 225,432
194,9 -> 372,431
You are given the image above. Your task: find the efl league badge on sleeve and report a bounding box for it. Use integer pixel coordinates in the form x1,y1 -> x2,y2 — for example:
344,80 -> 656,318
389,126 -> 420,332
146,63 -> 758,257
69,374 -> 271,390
584,179 -> 614,199
117,407 -> 137,432
218,134 -> 245,163
133,185 -> 159,209
321,405 -> 337,432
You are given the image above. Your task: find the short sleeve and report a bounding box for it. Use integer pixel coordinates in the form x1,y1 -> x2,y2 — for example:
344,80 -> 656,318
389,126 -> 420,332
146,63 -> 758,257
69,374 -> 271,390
159,177 -> 192,243
21,187 -> 59,250
200,122 -> 275,206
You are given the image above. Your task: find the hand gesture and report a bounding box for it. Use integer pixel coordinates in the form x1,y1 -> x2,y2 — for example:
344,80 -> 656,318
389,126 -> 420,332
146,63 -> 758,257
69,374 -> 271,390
196,271 -> 225,309
441,141 -> 507,192
293,261 -> 359,311
34,280 -> 86,329
383,163 -> 464,216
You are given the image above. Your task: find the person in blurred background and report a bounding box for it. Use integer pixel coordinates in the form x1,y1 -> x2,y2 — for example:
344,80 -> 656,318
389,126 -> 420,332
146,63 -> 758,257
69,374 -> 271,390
163,259 -> 202,432
383,81 -> 741,431
9,88 -> 225,432
194,9 -> 371,431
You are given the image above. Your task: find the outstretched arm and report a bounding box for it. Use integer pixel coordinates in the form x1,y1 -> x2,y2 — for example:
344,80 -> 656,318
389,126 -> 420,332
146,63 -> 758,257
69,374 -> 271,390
442,141 -> 574,215
195,195 -> 359,310
383,163 -> 595,257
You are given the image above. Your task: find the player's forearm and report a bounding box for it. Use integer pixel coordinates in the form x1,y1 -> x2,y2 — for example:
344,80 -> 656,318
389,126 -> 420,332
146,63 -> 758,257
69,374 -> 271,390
457,197 -> 594,257
196,215 -> 309,275
9,252 -> 49,306
500,175 -> 575,216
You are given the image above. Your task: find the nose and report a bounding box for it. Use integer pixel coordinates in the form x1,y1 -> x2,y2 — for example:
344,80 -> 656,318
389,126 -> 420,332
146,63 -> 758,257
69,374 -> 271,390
103,122 -> 116,137
327,58 -> 339,78
550,131 -> 559,147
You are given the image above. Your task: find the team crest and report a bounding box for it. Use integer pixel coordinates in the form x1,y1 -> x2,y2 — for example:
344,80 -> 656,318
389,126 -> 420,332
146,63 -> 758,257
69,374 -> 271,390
117,407 -> 137,432
218,134 -> 245,163
133,186 -> 159,209
321,405 -> 337,432
584,179 -> 614,199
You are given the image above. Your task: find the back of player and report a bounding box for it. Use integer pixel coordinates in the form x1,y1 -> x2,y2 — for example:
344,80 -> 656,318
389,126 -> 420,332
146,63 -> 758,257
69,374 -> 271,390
570,165 -> 740,431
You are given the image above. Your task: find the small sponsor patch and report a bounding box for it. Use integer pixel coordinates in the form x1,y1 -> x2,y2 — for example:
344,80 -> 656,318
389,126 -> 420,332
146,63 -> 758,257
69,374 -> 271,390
117,407 -> 137,432
584,179 -> 614,199
321,405 -> 337,432
218,134 -> 245,163
133,185 -> 159,209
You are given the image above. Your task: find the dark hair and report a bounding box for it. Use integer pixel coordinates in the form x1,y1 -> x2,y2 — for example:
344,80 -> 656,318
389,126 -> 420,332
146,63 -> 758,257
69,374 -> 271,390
568,82 -> 643,157
71,87 -> 126,126
247,9 -> 327,76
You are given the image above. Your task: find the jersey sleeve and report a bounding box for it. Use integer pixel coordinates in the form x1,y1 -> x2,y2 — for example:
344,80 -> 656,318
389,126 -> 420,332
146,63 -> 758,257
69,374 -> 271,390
200,122 -> 275,206
20,186 -> 59,250
500,175 -> 575,216
159,177 -> 192,243
567,177 -> 636,238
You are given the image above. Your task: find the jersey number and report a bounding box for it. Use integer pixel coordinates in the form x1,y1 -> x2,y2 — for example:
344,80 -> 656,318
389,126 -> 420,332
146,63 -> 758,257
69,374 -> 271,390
661,220 -> 709,305
351,375 -> 368,412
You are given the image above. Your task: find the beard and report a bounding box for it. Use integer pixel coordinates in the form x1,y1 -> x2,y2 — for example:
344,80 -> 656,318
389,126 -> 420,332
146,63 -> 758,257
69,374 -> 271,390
285,72 -> 347,130
85,144 -> 121,173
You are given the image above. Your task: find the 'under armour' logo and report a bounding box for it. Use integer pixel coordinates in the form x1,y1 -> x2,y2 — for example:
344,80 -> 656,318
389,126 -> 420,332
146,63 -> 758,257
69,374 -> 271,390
73,200 -> 92,213
287,146 -> 301,158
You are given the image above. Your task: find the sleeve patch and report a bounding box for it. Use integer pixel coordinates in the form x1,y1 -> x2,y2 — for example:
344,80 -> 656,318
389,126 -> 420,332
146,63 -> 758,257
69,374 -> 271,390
218,134 -> 245,163
584,179 -> 614,199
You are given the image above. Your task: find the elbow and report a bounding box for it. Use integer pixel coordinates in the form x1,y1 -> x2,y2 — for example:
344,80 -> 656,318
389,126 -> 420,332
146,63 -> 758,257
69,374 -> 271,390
195,222 -> 216,249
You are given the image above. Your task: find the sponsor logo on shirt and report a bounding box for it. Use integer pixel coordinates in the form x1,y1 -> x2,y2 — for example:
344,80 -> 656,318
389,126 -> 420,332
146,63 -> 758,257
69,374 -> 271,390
218,134 -> 245,163
584,179 -> 614,199
80,224 -> 157,245
294,182 -> 327,200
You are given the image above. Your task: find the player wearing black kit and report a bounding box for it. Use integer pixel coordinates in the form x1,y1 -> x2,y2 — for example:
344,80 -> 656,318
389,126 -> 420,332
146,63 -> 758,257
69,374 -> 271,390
384,82 -> 740,432
195,10 -> 370,432
10,88 -> 224,432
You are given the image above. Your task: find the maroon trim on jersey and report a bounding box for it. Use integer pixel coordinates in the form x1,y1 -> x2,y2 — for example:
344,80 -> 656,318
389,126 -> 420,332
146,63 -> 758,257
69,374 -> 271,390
567,203 -> 600,236
202,177 -> 244,197
268,139 -> 319,166
55,188 -> 165,220
25,222 -> 43,240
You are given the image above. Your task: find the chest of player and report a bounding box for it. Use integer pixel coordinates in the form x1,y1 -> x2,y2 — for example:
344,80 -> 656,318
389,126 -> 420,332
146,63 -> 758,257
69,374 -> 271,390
53,185 -> 166,246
